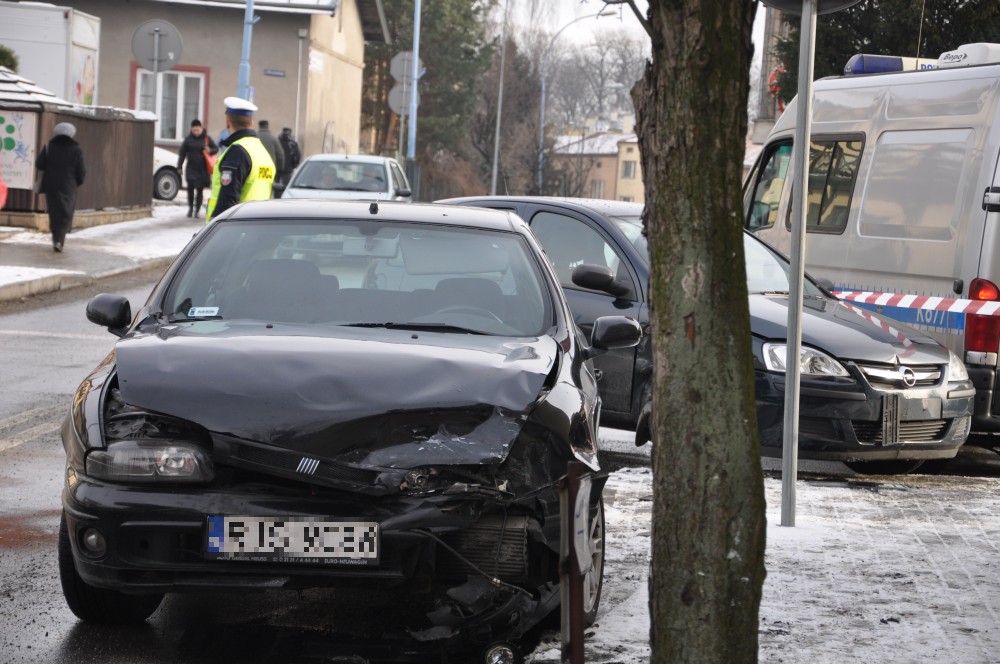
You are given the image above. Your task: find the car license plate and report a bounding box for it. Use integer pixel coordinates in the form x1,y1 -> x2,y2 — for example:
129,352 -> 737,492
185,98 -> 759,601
206,516 -> 379,565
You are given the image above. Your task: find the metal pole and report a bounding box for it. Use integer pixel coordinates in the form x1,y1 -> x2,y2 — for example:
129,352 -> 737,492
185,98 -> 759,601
237,0 -> 255,99
406,0 -> 421,161
490,0 -> 511,195
295,28 -> 306,140
536,11 -> 615,195
537,68 -> 547,193
780,0 -> 818,528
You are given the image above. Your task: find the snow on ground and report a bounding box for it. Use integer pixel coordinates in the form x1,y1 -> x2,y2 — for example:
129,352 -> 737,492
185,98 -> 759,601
529,466 -> 1000,663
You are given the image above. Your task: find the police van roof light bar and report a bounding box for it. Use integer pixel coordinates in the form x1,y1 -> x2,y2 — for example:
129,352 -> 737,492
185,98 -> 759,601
843,53 -> 937,76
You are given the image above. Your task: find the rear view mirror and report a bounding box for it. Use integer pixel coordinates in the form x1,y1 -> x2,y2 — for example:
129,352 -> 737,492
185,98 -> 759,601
87,293 -> 131,337
572,264 -> 633,299
585,315 -> 642,359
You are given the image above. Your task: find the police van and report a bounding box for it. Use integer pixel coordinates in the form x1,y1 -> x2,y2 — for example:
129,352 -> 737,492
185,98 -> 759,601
743,43 -> 1000,435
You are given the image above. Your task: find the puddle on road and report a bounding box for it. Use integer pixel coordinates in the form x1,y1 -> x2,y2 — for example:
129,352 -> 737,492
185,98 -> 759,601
0,509 -> 61,549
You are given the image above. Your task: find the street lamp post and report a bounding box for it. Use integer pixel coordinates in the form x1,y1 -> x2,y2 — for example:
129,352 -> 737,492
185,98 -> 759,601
536,10 -> 615,194
295,28 -> 307,140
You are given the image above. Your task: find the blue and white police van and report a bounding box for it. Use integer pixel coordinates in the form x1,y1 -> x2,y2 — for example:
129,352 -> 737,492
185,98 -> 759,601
744,43 -> 1000,437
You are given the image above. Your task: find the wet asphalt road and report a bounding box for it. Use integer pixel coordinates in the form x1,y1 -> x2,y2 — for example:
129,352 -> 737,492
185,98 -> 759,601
3,272 -> 996,663
0,274 -> 655,664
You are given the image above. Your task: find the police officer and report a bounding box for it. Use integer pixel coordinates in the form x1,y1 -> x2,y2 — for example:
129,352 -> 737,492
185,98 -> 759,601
206,97 -> 276,221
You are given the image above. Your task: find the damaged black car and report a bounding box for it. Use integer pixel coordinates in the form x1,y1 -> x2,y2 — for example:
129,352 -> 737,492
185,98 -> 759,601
58,200 -> 642,659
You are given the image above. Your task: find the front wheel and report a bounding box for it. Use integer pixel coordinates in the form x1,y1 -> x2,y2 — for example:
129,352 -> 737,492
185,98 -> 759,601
58,513 -> 163,624
844,459 -> 924,475
153,168 -> 181,200
583,496 -> 605,626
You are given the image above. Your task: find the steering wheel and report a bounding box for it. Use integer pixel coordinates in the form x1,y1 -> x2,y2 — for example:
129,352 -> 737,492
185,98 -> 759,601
432,305 -> 504,324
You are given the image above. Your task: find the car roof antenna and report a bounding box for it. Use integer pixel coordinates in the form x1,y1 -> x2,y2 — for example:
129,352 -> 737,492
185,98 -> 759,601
369,202 -> 378,214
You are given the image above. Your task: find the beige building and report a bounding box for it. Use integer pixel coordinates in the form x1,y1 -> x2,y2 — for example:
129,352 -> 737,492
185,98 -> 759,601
550,132 -> 644,204
5,0 -> 388,157
615,137 -> 643,203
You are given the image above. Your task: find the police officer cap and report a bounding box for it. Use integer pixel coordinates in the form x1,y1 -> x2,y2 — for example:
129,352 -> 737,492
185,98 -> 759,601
224,96 -> 258,116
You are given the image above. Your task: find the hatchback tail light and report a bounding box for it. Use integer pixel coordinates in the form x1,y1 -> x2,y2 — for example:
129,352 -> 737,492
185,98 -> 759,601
966,278 -> 1000,353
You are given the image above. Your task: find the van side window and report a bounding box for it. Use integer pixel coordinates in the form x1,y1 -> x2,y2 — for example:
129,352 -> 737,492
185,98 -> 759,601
744,142 -> 792,230
785,137 -> 864,235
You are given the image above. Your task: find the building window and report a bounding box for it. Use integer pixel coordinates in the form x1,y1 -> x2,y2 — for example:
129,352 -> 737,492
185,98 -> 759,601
620,196 -> 634,202
622,160 -> 637,179
590,179 -> 604,199
136,69 -> 205,142
626,146 -> 634,153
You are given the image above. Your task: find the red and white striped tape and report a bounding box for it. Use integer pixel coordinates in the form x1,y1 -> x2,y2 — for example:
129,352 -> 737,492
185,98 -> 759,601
840,303 -> 917,356
833,290 -> 1000,317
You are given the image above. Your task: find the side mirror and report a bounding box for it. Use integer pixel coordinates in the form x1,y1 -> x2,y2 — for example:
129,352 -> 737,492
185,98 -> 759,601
585,315 -> 642,359
811,275 -> 835,294
87,293 -> 131,337
396,188 -> 413,199
572,264 -> 633,299
272,181 -> 286,196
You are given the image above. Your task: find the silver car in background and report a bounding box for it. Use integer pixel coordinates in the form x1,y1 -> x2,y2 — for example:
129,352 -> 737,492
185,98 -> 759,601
281,154 -> 412,202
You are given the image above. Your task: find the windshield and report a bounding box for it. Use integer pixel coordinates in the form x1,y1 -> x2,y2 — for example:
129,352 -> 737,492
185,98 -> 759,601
290,161 -> 389,193
744,233 -> 822,296
163,220 -> 554,336
608,219 -> 820,297
609,215 -> 647,259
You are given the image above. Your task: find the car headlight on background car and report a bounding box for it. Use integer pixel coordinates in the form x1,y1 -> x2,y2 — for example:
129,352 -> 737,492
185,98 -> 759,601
762,342 -> 850,377
86,441 -> 214,483
948,350 -> 969,381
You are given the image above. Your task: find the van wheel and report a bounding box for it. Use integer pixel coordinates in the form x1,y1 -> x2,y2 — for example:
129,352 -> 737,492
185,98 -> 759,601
58,513 -> 163,624
844,459 -> 924,475
153,168 -> 180,201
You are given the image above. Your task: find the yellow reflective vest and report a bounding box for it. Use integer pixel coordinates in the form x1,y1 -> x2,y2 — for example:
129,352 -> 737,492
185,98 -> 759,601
206,135 -> 275,221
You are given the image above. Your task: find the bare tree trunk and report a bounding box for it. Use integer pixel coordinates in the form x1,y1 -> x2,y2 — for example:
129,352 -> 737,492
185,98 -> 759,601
633,1 -> 766,662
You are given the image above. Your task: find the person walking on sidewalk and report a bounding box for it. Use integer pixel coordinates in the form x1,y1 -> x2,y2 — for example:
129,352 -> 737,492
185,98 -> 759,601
205,97 -> 276,222
36,122 -> 85,252
257,120 -> 284,196
177,119 -> 218,218
278,127 -> 301,187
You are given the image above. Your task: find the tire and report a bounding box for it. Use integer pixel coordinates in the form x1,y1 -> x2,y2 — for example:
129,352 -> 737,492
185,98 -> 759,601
153,168 -> 181,201
583,496 -> 605,626
58,513 -> 163,624
634,382 -> 652,447
844,459 -> 924,475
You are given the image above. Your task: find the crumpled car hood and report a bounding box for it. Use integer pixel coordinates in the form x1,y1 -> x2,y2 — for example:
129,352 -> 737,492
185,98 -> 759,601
750,294 -> 950,365
113,323 -> 557,465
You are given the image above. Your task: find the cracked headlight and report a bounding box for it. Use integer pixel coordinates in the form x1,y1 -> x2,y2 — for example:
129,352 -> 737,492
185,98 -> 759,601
762,342 -> 849,377
86,441 -> 214,483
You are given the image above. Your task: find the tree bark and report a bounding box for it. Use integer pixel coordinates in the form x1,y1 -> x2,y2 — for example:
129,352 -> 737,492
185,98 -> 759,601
633,1 -> 766,662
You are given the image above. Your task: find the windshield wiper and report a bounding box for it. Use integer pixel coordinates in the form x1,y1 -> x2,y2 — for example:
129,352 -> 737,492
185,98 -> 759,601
750,290 -> 790,296
340,322 -> 491,335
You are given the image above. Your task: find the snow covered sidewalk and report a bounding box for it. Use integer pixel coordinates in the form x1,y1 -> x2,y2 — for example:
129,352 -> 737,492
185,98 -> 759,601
529,469 -> 1000,663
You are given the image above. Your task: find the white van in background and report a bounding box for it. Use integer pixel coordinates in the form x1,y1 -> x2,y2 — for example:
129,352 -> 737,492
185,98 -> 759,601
743,43 -> 1000,436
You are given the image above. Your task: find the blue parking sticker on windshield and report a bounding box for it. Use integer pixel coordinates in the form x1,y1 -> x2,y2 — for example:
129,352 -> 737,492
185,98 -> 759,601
189,307 -> 220,317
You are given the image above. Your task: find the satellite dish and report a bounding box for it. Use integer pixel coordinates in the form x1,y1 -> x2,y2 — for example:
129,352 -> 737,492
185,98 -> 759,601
759,0 -> 861,14
131,20 -> 183,74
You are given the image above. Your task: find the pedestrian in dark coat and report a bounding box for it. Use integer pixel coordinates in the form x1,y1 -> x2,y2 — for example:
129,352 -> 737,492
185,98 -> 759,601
36,122 -> 85,252
176,119 -> 218,218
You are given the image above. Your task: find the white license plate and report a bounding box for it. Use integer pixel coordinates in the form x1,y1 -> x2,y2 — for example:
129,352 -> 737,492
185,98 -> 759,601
206,516 -> 379,565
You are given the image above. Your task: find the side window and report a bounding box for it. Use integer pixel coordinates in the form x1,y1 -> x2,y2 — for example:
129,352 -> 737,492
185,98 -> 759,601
787,137 -> 863,234
530,211 -> 631,297
390,163 -> 408,191
744,142 -> 792,230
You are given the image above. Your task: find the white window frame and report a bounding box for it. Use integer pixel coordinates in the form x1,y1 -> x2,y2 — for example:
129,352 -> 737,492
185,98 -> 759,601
622,160 -> 637,179
134,68 -> 206,143
590,179 -> 605,199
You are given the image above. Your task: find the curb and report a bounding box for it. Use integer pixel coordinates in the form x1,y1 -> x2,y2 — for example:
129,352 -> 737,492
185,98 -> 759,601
0,255 -> 176,304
